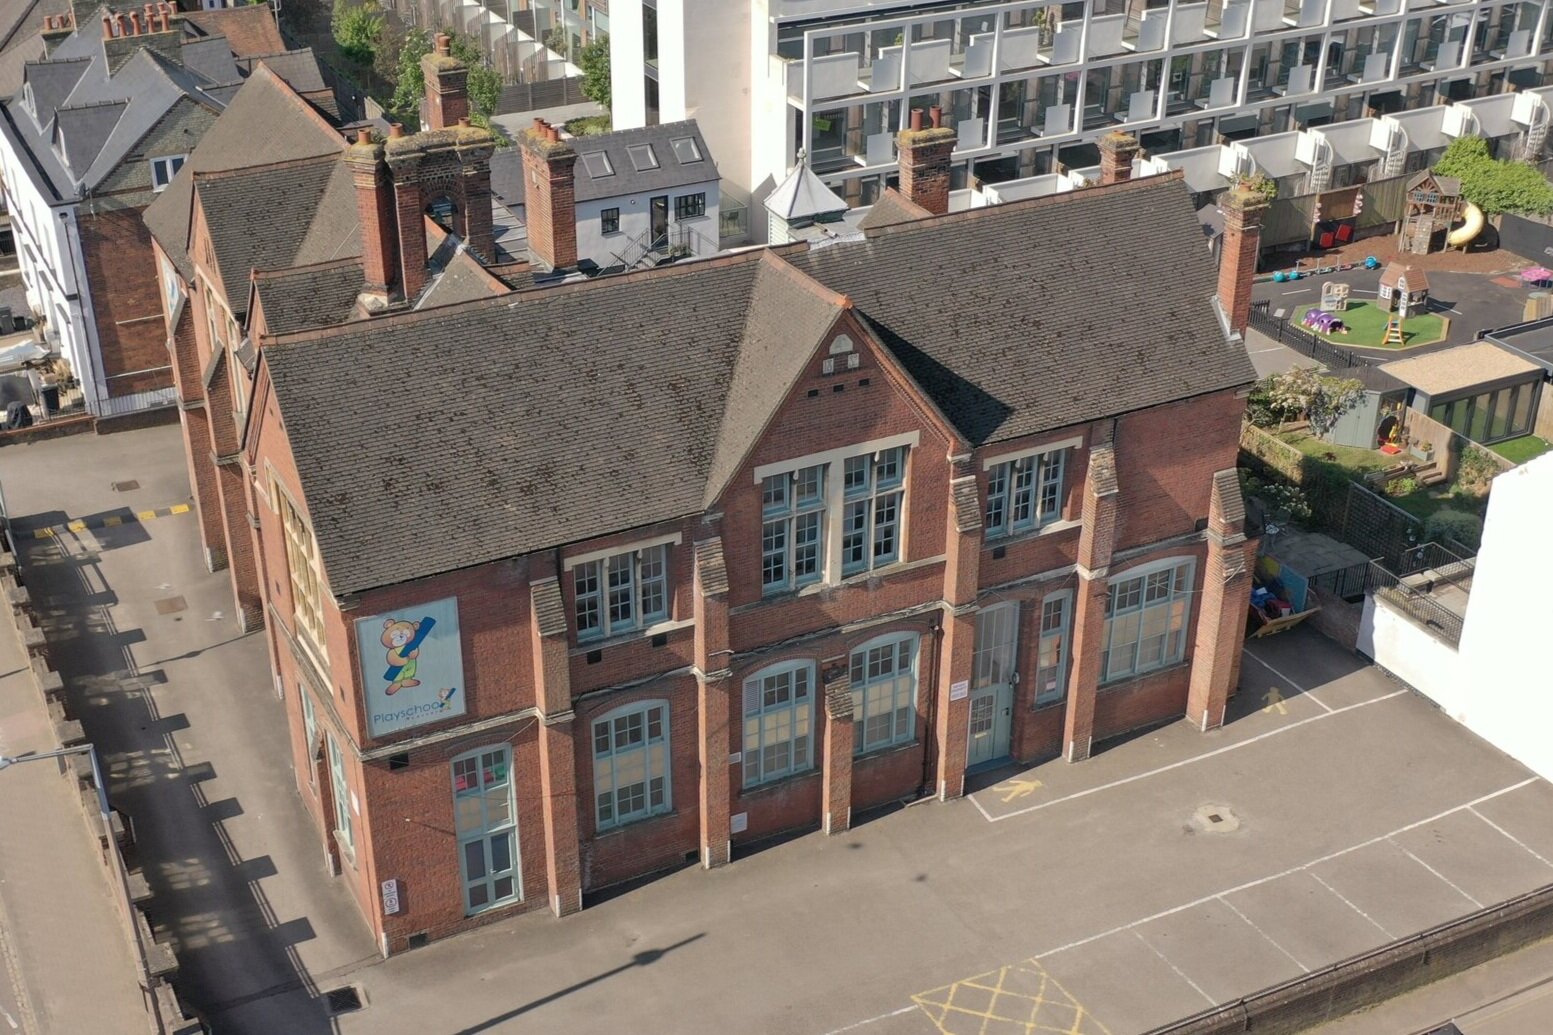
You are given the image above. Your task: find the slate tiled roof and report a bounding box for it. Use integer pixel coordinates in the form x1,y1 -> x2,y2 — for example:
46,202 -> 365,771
568,119 -> 716,203
856,188 -> 930,233
182,7 -> 286,58
252,259 -> 365,335
0,0 -> 68,98
265,174 -> 1254,595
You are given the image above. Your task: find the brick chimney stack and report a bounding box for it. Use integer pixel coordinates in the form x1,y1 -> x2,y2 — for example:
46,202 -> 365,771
42,11 -> 74,54
1097,131 -> 1140,186
421,32 -> 470,131
896,105 -> 956,216
345,129 -> 401,305
520,119 -> 578,271
1217,183 -> 1270,336
101,1 -> 181,74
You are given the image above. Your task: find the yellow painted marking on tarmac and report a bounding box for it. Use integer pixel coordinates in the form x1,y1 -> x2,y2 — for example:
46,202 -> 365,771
168,503 -> 191,514
66,520 -> 85,532
32,527 -> 55,539
912,957 -> 1113,1035
994,777 -> 1045,804
100,515 -> 122,527
28,503 -> 196,540
1262,687 -> 1287,716
137,510 -> 158,521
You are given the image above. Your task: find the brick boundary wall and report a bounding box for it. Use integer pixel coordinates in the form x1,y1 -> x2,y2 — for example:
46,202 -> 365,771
0,531 -> 200,1034
1142,881 -> 1553,1035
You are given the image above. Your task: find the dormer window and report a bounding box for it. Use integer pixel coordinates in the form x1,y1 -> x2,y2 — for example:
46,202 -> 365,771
150,154 -> 186,192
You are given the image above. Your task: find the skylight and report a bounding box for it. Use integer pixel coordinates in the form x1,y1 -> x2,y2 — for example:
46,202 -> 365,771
581,151 -> 614,177
626,143 -> 660,171
670,136 -> 702,163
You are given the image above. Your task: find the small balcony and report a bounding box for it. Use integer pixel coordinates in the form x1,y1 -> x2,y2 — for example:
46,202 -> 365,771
1368,541 -> 1475,647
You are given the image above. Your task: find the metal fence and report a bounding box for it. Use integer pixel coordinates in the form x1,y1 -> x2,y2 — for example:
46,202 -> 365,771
1307,559 -> 1375,601
1340,480 -> 1425,570
1368,560 -> 1466,647
1248,300 -> 1373,370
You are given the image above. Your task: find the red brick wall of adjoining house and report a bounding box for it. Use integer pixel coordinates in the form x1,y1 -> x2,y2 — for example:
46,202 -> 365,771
78,206 -> 173,398
574,676 -> 702,891
369,722 -> 549,950
1112,390 -> 1246,552
1093,663 -> 1192,744
718,316 -> 956,615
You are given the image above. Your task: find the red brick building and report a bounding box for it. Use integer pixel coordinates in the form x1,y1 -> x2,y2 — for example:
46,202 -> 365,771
227,140 -> 1261,953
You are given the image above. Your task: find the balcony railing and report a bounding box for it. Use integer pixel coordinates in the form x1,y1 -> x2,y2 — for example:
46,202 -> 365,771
1368,540 -> 1475,647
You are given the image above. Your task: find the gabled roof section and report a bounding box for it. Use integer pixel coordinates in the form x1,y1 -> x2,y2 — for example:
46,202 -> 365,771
569,118 -> 717,203
416,246 -> 511,310
264,253 -> 766,595
701,252 -> 851,506
858,187 -> 931,234
20,56 -> 88,126
250,258 -> 365,335
791,173 -> 1255,445
182,6 -> 285,58
51,96 -> 122,171
764,161 -> 848,224
143,64 -> 344,280
178,34 -> 238,85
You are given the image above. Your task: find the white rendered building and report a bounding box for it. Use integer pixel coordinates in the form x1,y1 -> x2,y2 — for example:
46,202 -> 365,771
610,0 -> 1553,226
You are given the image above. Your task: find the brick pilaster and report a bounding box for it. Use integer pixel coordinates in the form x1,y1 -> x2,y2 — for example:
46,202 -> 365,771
896,107 -> 955,217
935,458 -> 982,800
530,577 -> 582,915
1063,442 -> 1119,763
1218,184 -> 1269,336
820,660 -> 854,834
693,538 -> 732,867
1187,470 -> 1254,731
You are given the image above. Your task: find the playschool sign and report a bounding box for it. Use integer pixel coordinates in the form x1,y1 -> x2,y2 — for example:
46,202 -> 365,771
355,596 -> 467,737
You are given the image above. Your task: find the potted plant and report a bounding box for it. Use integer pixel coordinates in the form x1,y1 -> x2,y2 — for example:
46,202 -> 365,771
1408,440 -> 1435,462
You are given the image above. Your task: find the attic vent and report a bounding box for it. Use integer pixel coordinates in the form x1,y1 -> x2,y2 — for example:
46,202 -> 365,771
626,143 -> 659,171
829,335 -> 854,355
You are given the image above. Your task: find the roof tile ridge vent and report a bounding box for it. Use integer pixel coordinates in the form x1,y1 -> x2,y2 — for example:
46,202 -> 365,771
758,248 -> 849,309
860,168 -> 1188,242
251,255 -> 365,281
55,97 -> 130,113
23,56 -> 91,71
192,150 -> 342,181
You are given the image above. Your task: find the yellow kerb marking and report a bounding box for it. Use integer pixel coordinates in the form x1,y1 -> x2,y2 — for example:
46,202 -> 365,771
168,504 -> 191,514
33,528 -> 55,538
66,520 -> 85,532
137,510 -> 158,521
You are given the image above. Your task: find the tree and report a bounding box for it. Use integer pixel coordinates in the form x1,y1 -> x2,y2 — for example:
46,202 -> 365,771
331,0 -> 382,66
389,28 -> 433,123
578,36 -> 611,111
1434,135 -> 1553,216
1263,366 -> 1363,440
447,33 -> 502,125
386,30 -> 502,131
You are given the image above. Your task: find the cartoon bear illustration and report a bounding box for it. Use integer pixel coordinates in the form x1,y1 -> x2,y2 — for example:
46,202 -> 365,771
381,618 -> 423,695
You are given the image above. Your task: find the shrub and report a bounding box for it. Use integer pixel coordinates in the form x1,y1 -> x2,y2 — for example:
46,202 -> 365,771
1384,475 -> 1418,498
1262,366 -> 1364,439
1452,445 -> 1500,497
1424,509 -> 1484,551
1434,136 -> 1553,216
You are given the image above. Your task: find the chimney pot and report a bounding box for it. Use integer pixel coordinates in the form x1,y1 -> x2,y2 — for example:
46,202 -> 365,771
102,13 -> 114,37
930,105 -> 943,128
910,108 -> 924,131
457,116 -> 471,128
44,15 -> 53,30
128,11 -> 141,34
435,32 -> 451,56
532,117 -> 544,133
388,123 -> 404,138
159,7 -> 169,31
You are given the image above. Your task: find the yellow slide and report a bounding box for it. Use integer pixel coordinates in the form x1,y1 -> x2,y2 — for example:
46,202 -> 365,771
1447,201 -> 1485,248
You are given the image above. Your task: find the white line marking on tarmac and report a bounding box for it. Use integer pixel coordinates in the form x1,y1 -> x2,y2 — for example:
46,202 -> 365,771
1218,895 -> 1309,973
1033,779 -> 1536,960
0,1003 -> 16,1031
1390,837 -> 1483,908
1469,806 -> 1553,870
820,1006 -> 918,1034
1135,931 -> 1216,1006
980,689 -> 1406,823
1311,873 -> 1395,939
1241,649 -> 1332,712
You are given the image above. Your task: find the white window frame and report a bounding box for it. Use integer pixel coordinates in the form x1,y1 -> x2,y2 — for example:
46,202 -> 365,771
849,633 -> 919,756
570,543 -> 670,641
984,447 -> 1069,538
277,487 -> 329,665
1034,590 -> 1073,706
150,154 -> 186,192
592,700 -> 672,830
300,683 -> 317,751
971,601 -> 1018,692
761,463 -> 826,592
742,661 -> 815,787
326,732 -> 353,853
1102,557 -> 1196,684
452,745 -> 521,914
756,433 -> 918,594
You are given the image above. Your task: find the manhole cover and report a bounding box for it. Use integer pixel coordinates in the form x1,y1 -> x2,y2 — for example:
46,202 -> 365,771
111,480 -> 140,492
325,986 -> 363,1015
153,596 -> 187,615
1190,803 -> 1241,833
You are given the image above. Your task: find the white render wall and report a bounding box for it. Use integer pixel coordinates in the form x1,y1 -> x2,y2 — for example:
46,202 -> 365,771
0,141 -> 101,411
1359,453 -> 1553,782
574,179 -> 721,266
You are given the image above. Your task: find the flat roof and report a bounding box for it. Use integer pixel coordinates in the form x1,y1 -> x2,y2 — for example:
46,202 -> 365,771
1381,340 -> 1543,396
1487,320 -> 1553,372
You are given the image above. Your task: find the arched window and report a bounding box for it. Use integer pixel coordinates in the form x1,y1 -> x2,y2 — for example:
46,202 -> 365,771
742,660 -> 815,787
591,700 -> 672,830
850,633 -> 919,755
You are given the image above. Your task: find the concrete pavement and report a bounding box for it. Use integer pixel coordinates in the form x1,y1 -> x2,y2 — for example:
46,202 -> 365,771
0,579 -> 147,1032
1,425 -> 378,1034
